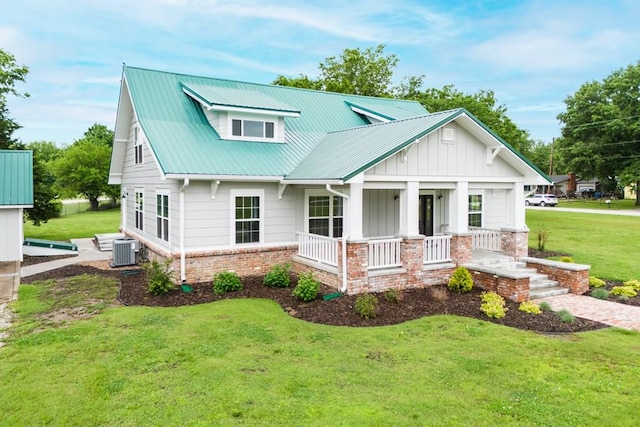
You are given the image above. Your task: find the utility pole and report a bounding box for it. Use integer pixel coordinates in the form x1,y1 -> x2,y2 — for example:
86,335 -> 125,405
548,138 -> 554,193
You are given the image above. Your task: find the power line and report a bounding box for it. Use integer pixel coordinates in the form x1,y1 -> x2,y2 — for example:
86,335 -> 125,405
561,114 -> 640,130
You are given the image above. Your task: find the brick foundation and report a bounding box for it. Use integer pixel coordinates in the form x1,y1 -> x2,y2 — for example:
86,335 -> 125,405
523,257 -> 590,295
470,269 -> 530,302
501,228 -> 529,259
449,234 -> 473,265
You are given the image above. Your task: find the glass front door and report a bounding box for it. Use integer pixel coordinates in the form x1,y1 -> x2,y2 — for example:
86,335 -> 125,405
419,195 -> 434,236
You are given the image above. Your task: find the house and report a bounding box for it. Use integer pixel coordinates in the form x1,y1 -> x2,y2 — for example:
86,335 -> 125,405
0,150 -> 33,302
110,66 -> 578,299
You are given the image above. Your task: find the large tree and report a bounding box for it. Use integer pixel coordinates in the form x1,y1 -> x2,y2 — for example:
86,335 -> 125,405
55,124 -> 116,210
557,61 -> 640,204
0,49 -> 29,149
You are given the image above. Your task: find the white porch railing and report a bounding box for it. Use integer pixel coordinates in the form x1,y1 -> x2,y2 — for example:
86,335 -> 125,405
368,237 -> 402,270
470,227 -> 502,252
297,232 -> 338,266
423,235 -> 452,264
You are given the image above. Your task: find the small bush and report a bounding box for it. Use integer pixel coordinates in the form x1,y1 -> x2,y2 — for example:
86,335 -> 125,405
519,300 -> 542,315
292,273 -> 320,302
590,288 -> 609,300
538,301 -> 553,313
480,291 -> 507,319
588,276 -> 606,288
556,309 -> 575,324
263,263 -> 291,288
429,286 -> 449,301
143,259 -> 175,295
610,285 -> 638,298
213,271 -> 243,294
623,279 -> 640,291
355,294 -> 379,319
559,256 -> 574,263
384,288 -> 401,303
536,225 -> 549,251
448,267 -> 473,293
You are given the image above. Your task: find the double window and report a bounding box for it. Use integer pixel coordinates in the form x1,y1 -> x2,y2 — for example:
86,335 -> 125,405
156,192 -> 169,242
134,190 -> 144,231
134,126 -> 143,165
231,119 -> 274,139
468,194 -> 483,227
307,193 -> 343,238
231,190 -> 263,244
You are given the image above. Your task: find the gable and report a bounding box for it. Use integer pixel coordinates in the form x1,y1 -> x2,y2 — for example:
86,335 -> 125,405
0,150 -> 33,207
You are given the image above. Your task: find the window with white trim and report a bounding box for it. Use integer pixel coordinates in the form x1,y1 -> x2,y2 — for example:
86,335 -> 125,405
156,191 -> 169,242
231,119 -> 275,139
134,126 -> 143,165
468,194 -> 483,227
134,190 -> 144,231
306,193 -> 343,237
231,190 -> 264,244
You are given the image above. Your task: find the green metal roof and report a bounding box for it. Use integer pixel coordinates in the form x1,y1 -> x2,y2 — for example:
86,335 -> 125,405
344,100 -> 420,121
0,150 -> 33,206
181,83 -> 300,114
123,66 -> 428,177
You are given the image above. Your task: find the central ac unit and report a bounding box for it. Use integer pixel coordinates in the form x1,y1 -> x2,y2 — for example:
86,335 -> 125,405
112,238 -> 138,267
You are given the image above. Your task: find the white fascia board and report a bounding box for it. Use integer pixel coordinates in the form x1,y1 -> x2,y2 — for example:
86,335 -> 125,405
164,174 -> 283,182
364,175 -> 524,183
349,106 -> 390,123
281,179 -> 344,185
0,204 -> 33,209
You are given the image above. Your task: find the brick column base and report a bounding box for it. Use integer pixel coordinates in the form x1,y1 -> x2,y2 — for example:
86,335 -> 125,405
501,228 -> 529,259
342,240 -> 369,295
448,233 -> 473,265
402,236 -> 425,288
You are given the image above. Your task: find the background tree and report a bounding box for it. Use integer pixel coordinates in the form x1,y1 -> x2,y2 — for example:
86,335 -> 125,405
0,49 -> 29,149
274,45 -> 533,155
55,123 -> 116,210
557,61 -> 640,204
527,140 -> 553,175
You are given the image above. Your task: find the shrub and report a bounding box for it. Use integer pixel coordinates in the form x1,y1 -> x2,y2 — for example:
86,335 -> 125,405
623,279 -> 640,291
559,256 -> 574,263
610,286 -> 638,298
429,286 -> 449,301
355,294 -> 379,319
536,225 -> 549,251
263,263 -> 291,288
590,288 -> 609,300
480,291 -> 507,319
519,300 -> 542,315
213,271 -> 243,294
588,276 -> 606,288
384,288 -> 401,303
292,272 -> 320,302
538,301 -> 553,313
143,259 -> 175,295
556,309 -> 575,324
448,267 -> 473,293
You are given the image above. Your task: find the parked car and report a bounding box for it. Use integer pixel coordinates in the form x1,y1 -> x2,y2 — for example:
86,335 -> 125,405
525,194 -> 558,207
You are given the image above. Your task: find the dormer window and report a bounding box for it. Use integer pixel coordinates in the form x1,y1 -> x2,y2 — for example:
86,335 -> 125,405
232,119 -> 275,139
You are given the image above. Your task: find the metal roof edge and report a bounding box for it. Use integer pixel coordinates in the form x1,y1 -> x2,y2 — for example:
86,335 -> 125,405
344,101 -> 395,121
165,174 -> 284,182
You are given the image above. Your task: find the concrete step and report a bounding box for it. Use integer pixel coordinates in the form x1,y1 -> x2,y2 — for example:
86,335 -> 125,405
529,273 -> 549,281
530,278 -> 558,289
94,233 -> 124,252
530,286 -> 569,299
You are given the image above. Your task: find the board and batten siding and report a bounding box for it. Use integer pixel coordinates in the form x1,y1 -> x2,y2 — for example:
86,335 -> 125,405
363,189 -> 399,238
0,209 -> 23,261
365,123 -> 521,179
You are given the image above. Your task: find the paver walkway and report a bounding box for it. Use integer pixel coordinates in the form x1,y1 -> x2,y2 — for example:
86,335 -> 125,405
541,294 -> 640,331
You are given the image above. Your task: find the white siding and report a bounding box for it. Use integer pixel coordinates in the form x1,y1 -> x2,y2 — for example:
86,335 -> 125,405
482,189 -> 508,229
0,209 -> 22,261
366,123 -> 520,179
363,189 -> 398,238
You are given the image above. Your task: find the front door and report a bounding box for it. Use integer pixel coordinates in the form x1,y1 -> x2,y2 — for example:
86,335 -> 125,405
419,195 -> 434,236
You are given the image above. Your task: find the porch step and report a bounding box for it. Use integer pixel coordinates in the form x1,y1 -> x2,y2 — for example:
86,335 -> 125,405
529,286 -> 569,299
529,278 -> 556,289
94,233 -> 124,252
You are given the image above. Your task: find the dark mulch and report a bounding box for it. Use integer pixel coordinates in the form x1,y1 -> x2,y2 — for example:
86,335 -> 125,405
22,264 -> 608,333
527,248 -> 571,258
588,280 -> 640,307
21,254 -> 77,266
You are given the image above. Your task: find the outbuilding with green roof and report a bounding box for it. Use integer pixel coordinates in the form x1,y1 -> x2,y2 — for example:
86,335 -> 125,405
109,66 -> 552,296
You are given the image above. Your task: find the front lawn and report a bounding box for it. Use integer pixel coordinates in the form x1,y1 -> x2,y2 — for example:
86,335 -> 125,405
526,209 -> 640,281
23,208 -> 121,242
1,275 -> 639,425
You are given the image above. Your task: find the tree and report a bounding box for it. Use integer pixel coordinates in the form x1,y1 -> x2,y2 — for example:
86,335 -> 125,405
557,61 -> 640,205
274,44 -> 403,97
0,49 -> 29,149
528,140 -> 553,175
415,85 -> 532,155
55,124 -> 115,210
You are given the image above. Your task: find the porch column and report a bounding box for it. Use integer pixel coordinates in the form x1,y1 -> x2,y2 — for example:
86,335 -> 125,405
507,182 -> 526,229
399,180 -> 419,237
347,178 -> 364,240
448,180 -> 468,233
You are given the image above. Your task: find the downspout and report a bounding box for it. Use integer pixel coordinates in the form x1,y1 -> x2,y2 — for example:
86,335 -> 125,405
179,178 -> 190,282
326,184 -> 349,293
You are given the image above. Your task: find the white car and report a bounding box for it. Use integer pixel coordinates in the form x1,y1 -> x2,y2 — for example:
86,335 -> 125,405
525,194 -> 558,207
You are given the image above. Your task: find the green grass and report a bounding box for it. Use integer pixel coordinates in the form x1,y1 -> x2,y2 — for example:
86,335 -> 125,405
526,209 -> 640,281
557,198 -> 638,210
23,208 -> 120,241
1,278 -> 639,426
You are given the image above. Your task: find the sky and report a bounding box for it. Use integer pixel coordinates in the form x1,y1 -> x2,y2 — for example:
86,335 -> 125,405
2,0 -> 639,146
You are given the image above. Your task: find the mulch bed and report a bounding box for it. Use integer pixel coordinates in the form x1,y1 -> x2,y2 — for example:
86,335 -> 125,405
589,280 -> 640,307
22,264 -> 608,333
21,254 -> 78,267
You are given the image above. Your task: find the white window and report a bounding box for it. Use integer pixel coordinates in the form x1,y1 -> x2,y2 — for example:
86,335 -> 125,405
231,119 -> 275,139
156,191 -> 169,242
305,191 -> 343,237
468,194 -> 483,227
230,189 -> 264,244
135,190 -> 144,231
134,126 -> 143,165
